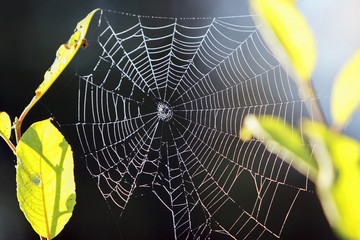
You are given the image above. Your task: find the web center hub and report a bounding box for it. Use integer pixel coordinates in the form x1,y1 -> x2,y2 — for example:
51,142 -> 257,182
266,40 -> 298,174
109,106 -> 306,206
157,102 -> 173,122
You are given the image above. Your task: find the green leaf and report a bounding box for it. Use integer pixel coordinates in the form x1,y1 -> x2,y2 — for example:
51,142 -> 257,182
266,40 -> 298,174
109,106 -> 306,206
35,8 -> 100,99
16,119 -> 76,239
14,9 -> 101,148
250,0 -> 316,83
242,115 -> 317,180
331,48 -> 360,129
16,9 -> 101,131
304,121 -> 360,239
0,111 -> 11,140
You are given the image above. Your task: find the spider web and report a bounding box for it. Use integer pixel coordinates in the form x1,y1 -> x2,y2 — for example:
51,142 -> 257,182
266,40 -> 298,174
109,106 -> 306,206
57,10 -> 318,239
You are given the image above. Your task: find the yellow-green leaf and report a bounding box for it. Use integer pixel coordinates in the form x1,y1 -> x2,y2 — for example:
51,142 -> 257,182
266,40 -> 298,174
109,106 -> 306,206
331,48 -> 360,129
250,0 -> 316,83
243,115 -> 317,180
14,9 -> 101,143
304,121 -> 360,239
0,111 -> 11,140
16,119 -> 76,239
35,8 -> 100,99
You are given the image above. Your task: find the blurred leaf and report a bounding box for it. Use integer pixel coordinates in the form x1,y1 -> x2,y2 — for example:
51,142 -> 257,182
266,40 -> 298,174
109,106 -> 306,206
16,119 -> 76,239
35,8 -> 100,99
331,48 -> 360,129
243,115 -> 317,180
0,111 -> 11,140
304,121 -> 360,239
250,0 -> 316,82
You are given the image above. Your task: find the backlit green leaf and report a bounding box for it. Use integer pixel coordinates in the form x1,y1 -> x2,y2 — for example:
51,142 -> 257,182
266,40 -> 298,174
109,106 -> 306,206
35,8 -> 100,99
16,119 -> 76,239
304,121 -> 360,239
243,115 -> 317,180
250,0 -> 316,83
331,48 -> 360,129
0,111 -> 11,140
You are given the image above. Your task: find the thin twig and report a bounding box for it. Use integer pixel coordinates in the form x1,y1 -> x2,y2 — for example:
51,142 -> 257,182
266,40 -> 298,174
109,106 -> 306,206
298,81 -> 327,125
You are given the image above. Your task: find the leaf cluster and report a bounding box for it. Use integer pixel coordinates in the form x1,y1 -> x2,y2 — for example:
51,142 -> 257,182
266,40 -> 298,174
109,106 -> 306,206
246,1 -> 360,239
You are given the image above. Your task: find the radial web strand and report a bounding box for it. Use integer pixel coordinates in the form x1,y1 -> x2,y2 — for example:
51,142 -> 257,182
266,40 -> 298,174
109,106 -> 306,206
57,10 -> 319,239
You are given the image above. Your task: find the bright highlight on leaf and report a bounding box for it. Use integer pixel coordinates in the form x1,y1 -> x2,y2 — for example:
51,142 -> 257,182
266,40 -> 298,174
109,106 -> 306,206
331,48 -> 360,129
16,119 -> 76,239
304,121 -> 360,240
250,0 -> 316,83
243,115 -> 317,180
0,111 -> 11,140
239,126 -> 253,142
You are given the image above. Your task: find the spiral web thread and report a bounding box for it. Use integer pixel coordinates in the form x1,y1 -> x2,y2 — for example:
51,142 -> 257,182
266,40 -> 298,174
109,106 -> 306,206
67,10 -> 317,239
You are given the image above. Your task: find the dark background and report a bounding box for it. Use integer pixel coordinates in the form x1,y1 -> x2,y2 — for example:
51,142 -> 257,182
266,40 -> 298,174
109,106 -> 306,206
2,0 -> 358,239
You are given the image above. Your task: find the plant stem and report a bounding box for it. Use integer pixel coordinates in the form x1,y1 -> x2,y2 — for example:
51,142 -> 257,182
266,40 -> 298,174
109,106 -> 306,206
14,95 -> 39,143
298,81 -> 327,125
2,137 -> 16,154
